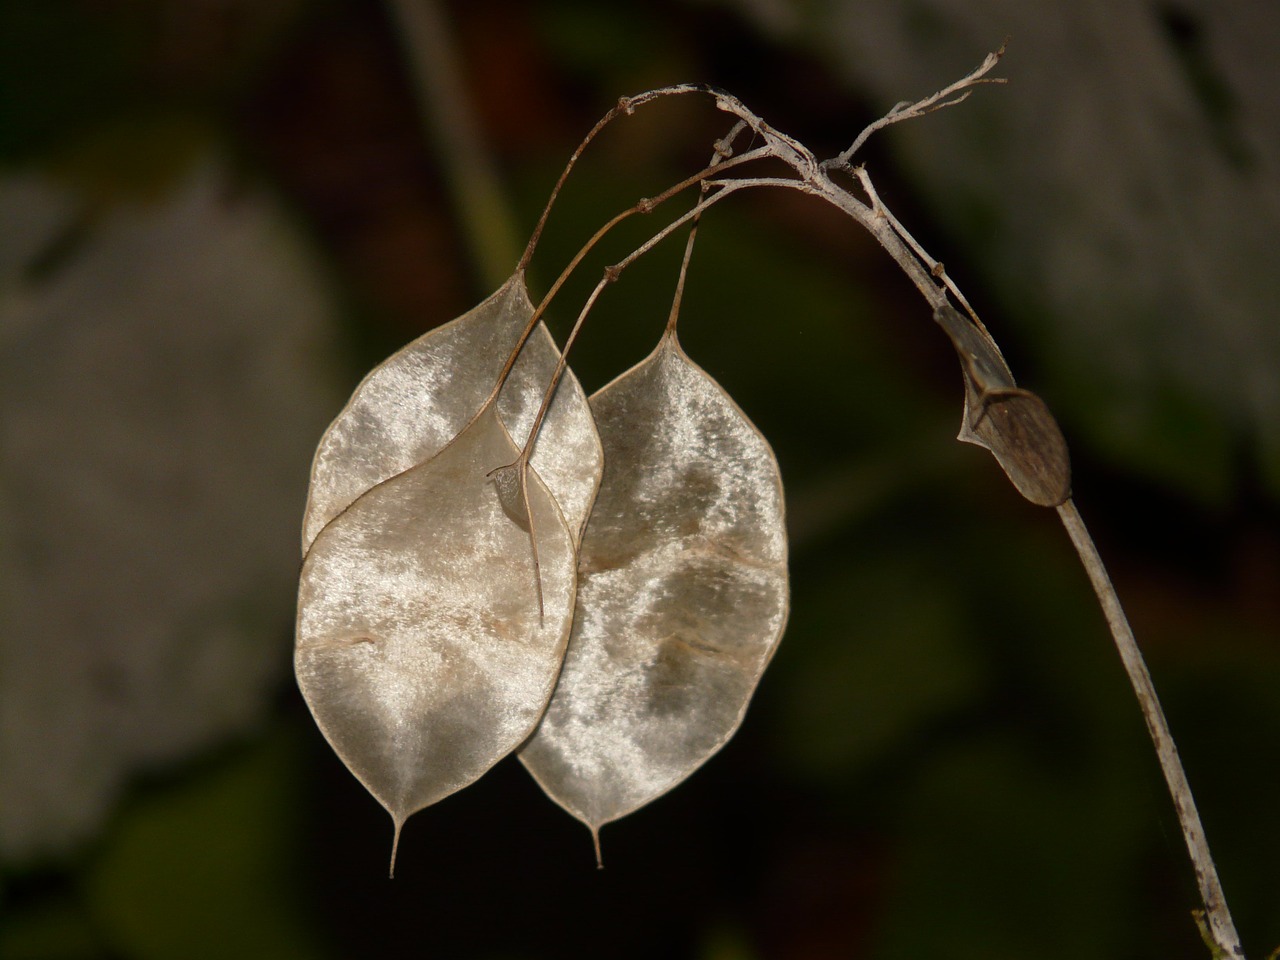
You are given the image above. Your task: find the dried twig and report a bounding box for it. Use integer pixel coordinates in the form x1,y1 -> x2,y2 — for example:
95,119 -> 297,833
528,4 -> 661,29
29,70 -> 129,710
1061,501 -> 1244,957
825,44 -> 1008,170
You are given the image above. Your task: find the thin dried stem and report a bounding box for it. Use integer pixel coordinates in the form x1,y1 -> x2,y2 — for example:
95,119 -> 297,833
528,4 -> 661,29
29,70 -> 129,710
515,168 -> 816,467
808,173 -> 946,307
519,104 -> 625,273
851,165 -> 991,339
665,207 -> 702,336
820,76 -> 1246,954
664,126 -> 741,335
519,90 -> 754,271
481,121 -> 773,623
827,43 -> 1007,169
518,176 -> 781,460
485,146 -> 774,411
521,465 -> 544,620
529,146 -> 770,329
1058,500 -> 1244,958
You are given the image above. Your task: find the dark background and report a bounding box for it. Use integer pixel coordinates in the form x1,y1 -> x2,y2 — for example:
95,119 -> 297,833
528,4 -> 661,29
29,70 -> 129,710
2,1 -> 1278,958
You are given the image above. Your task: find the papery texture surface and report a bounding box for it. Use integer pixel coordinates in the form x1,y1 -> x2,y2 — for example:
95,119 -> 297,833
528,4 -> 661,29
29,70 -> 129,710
520,333 -> 789,833
296,405 -> 576,832
301,273 -> 601,550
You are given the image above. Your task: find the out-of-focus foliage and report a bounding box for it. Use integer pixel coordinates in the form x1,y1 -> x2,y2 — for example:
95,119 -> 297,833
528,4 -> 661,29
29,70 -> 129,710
0,162 -> 340,861
2,1 -> 1277,959
83,724 -> 325,960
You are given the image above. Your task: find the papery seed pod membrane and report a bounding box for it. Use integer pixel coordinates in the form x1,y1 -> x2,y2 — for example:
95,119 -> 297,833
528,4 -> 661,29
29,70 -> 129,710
302,273 -> 601,552
296,405 -> 577,874
934,303 -> 1071,506
520,330 -> 789,861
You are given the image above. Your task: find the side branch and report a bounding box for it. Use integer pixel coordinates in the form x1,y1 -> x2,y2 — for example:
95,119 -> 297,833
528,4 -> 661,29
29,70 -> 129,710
488,145 -> 774,409
517,175 -> 811,462
826,43 -> 1007,168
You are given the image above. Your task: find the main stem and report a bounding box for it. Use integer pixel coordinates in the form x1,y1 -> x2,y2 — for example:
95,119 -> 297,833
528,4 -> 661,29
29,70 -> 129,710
1057,500 -> 1244,958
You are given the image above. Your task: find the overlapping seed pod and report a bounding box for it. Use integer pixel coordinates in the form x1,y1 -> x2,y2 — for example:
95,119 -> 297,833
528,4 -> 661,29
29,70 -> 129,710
295,274 -> 601,872
520,330 -> 789,858
302,273 -> 601,552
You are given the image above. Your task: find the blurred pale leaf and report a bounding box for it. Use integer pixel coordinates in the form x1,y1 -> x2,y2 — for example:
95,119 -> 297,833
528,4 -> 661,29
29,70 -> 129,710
0,174 -> 77,284
0,158 -> 342,862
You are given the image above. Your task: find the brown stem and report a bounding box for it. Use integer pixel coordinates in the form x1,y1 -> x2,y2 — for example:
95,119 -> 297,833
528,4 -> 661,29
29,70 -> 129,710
485,146 -> 773,411
516,175 -> 769,463
1057,499 -> 1244,958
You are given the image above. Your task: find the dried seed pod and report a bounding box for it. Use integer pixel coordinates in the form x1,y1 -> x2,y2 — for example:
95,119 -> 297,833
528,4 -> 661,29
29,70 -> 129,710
296,405 -> 577,872
933,303 -> 1071,507
519,331 -> 789,855
301,273 -> 601,551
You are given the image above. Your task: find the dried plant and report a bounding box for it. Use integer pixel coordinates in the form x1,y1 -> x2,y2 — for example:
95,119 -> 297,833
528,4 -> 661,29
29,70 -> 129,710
296,46 -> 1254,958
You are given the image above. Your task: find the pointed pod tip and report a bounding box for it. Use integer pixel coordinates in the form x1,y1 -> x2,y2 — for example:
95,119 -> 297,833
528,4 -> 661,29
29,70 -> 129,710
591,825 -> 604,870
389,815 -> 405,879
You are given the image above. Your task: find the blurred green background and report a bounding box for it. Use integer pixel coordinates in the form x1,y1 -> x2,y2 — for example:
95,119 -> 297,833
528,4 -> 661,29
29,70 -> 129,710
2,1 -> 1278,958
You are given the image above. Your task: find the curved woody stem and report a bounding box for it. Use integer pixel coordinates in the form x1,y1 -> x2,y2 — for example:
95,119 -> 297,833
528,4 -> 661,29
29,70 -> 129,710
1058,500 -> 1244,957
